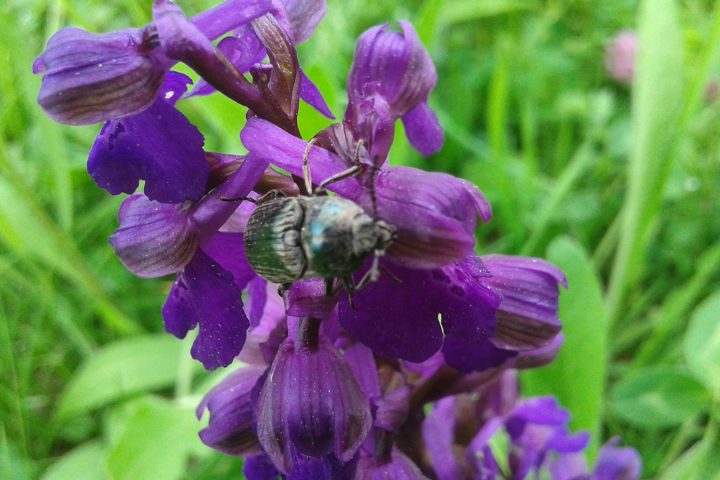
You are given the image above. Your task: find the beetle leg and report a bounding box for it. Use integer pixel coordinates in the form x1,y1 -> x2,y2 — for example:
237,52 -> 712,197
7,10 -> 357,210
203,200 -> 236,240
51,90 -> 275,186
315,165 -> 362,194
277,282 -> 292,297
379,265 -> 402,284
341,275 -> 357,311
324,278 -> 335,297
220,189 -> 285,204
302,138 -> 318,195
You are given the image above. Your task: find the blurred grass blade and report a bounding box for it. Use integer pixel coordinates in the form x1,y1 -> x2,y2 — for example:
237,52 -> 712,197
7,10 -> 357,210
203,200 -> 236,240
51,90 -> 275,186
521,142 -> 595,256
521,236 -> 606,454
605,0 -> 684,327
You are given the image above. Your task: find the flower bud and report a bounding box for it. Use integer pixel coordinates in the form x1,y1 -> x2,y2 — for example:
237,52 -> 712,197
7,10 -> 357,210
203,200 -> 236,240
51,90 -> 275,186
605,31 -> 637,86
255,337 -> 372,473
197,366 -> 266,455
35,27 -> 166,125
482,255 -> 566,351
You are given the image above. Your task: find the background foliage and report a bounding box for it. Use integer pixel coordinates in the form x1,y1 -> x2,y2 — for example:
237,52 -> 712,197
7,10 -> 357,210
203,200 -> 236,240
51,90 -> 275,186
2,0 -> 720,478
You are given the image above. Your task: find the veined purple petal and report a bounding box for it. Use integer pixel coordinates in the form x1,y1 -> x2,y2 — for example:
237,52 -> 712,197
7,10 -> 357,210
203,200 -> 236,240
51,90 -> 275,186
109,195 -> 196,277
300,70 -> 335,118
346,21 -> 439,157
197,365 -> 265,455
368,167 -> 490,268
35,27 -> 166,125
401,102 -> 443,156
87,95 -> 209,203
256,339 -> 371,473
287,453 -> 356,480
162,249 -> 249,370
482,255 -> 565,351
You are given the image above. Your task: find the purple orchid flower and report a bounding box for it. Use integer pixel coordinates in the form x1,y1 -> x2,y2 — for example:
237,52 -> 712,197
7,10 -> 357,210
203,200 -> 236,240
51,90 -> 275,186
34,0 -> 273,125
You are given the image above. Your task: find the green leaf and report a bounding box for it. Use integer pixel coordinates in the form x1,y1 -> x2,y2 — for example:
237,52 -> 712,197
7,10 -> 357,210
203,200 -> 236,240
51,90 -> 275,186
106,397 -> 202,480
41,442 -> 107,480
521,236 -> 606,453
684,292 -> 720,393
610,368 -> 711,428
57,335 -> 188,419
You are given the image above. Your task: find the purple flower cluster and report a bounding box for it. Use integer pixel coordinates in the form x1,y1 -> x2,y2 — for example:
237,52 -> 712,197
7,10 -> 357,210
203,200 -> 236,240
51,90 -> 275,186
35,1 -> 642,478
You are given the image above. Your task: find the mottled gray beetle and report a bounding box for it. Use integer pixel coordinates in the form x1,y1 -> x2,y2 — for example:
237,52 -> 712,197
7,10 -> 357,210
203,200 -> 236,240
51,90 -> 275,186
242,141 -> 396,299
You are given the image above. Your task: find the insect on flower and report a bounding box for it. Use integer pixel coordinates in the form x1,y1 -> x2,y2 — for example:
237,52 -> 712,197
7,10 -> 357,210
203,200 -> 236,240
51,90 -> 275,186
241,140 -> 397,300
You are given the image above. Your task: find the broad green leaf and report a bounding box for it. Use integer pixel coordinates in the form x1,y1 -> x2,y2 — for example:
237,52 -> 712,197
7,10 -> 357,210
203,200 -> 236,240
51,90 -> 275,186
41,442 -> 107,480
684,292 -> 720,393
106,397 -> 202,480
57,335 -> 187,419
522,236 -> 606,453
610,368 -> 710,428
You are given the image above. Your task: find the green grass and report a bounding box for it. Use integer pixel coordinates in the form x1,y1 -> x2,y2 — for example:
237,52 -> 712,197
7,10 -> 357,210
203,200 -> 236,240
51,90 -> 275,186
2,0 -> 720,478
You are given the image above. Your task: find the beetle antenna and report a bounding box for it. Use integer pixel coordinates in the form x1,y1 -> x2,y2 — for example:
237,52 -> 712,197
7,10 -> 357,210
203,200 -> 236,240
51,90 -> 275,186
302,138 -> 318,195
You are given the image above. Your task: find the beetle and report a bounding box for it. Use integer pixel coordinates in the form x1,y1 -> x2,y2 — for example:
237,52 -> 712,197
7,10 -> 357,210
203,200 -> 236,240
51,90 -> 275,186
242,140 -> 396,300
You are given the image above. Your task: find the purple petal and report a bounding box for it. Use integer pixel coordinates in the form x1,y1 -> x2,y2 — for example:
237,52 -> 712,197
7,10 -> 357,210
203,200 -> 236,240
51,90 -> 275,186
482,255 -> 566,351
197,365 -> 265,455
369,167 -> 490,269
402,101 -> 443,156
256,339 -> 371,473
284,279 -> 337,318
300,69 -> 335,118
241,118 -> 360,196
162,248 -> 249,369
343,343 -> 381,400
515,334 -> 564,369
287,453 -> 356,480
356,449 -> 430,480
87,97 -> 208,203
202,232 -> 257,287
36,27 -> 166,125
347,21 -> 436,118
549,452 -> 588,480
246,276 -> 269,327
189,27 -> 267,97
547,430 -> 590,454
109,195 -> 196,278
162,71 -> 194,105
190,152 -> 270,237
338,256 -> 502,370
244,454 -> 283,480
422,397 -> 463,480
190,0 -> 273,41
510,397 -> 570,427
592,438 -> 642,480
282,0 -> 327,44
